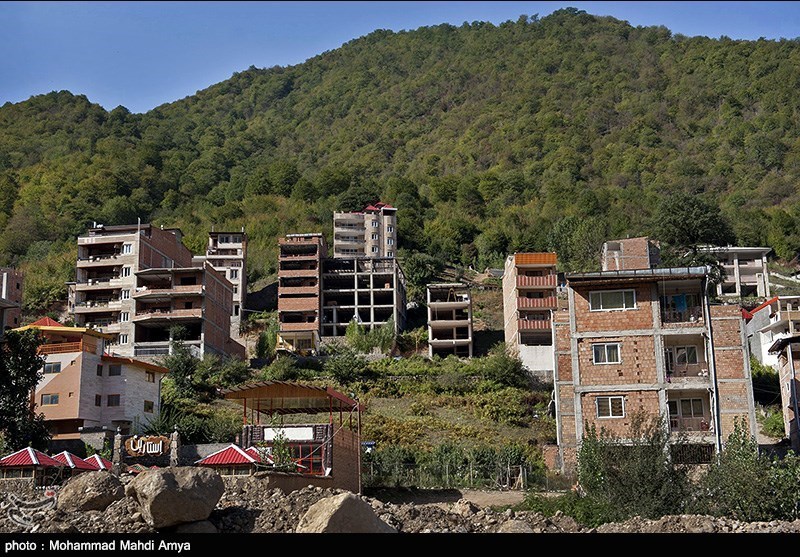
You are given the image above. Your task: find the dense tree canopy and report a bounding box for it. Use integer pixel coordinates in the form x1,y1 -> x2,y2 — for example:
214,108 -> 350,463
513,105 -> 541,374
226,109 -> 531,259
3,9 -> 800,310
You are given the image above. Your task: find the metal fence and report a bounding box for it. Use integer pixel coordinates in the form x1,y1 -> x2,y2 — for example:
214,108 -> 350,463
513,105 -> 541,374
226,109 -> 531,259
362,462 -> 553,491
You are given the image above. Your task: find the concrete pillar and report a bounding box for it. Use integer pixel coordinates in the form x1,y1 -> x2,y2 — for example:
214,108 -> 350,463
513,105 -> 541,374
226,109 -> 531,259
111,430 -> 123,476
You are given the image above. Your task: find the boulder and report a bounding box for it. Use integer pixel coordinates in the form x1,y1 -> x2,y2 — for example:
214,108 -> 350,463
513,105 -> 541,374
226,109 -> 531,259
57,471 -> 124,512
496,520 -> 535,533
126,467 -> 224,529
174,520 -> 218,534
296,493 -> 396,533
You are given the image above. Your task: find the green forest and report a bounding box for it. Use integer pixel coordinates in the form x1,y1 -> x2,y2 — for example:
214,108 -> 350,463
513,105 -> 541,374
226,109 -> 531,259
3,8 -> 800,312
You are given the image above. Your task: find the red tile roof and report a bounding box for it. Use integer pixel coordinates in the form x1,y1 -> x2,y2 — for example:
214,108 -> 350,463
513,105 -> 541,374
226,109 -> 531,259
53,451 -> 98,470
84,454 -> 113,470
29,317 -> 63,327
0,447 -> 64,468
196,444 -> 265,466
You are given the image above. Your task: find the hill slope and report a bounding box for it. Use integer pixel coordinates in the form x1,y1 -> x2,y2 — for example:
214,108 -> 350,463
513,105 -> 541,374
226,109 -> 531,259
2,8 -> 800,310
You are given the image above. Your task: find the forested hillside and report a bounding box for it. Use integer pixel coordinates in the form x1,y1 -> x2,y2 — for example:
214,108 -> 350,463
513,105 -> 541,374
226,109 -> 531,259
2,8 -> 800,311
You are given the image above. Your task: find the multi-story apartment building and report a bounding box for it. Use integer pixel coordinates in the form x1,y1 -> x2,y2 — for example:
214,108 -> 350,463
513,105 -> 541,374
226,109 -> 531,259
699,246 -> 771,299
502,253 -> 558,380
68,223 -> 245,361
192,230 -> 247,337
0,267 -> 23,336
132,262 -> 244,360
601,237 -> 661,271
744,295 -> 797,370
321,257 -> 406,338
767,334 -> 800,450
332,202 -> 397,259
15,318 -> 168,439
427,283 -> 472,358
276,233 -> 326,355
553,266 -> 757,472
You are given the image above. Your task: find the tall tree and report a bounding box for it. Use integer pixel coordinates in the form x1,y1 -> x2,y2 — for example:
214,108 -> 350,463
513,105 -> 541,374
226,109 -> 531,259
0,329 -> 50,450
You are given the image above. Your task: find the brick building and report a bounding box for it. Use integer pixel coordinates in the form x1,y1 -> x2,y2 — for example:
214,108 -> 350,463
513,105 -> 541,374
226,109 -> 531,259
502,253 -> 558,379
601,237 -> 661,271
192,230 -> 247,337
332,202 -> 397,259
553,266 -> 757,472
767,335 -> 800,451
427,283 -> 472,358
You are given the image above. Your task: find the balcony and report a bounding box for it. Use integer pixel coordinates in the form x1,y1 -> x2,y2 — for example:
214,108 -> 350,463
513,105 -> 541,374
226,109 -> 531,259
279,268 -> 319,278
74,277 -> 128,290
518,319 -> 551,331
279,321 -> 319,332
73,299 -> 123,313
517,296 -> 557,309
39,341 -> 88,355
77,254 -> 131,268
206,248 -> 242,257
516,275 -> 557,288
134,341 -> 201,358
132,308 -> 202,323
335,237 -> 365,246
429,319 -> 471,328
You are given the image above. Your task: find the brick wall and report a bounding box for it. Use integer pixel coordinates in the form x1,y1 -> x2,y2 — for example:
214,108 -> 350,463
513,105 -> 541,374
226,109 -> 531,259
577,335 -> 658,384
579,390 -> 660,437
573,283 -> 655,332
138,227 -> 193,269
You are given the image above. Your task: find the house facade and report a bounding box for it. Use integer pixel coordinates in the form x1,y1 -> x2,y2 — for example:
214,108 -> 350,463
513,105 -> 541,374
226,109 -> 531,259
553,267 -> 757,472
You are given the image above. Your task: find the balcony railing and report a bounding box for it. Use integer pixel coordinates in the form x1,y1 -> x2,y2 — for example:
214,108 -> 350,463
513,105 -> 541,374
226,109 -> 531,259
516,275 -> 557,288
666,363 -> 709,379
39,342 -> 85,355
661,307 -> 703,324
518,319 -> 551,331
517,296 -> 557,309
669,416 -> 712,433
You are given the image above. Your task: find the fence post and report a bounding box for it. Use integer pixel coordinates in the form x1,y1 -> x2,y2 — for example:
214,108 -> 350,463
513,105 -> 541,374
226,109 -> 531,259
111,428 -> 122,476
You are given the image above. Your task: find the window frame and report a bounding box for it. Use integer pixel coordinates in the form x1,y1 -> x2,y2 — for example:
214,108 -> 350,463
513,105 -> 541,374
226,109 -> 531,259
146,371 -> 156,383
596,396 -> 625,419
41,393 -> 59,406
43,362 -> 61,374
107,394 -> 121,407
592,343 -> 621,365
143,400 -> 154,413
108,364 -> 122,376
589,289 -> 637,312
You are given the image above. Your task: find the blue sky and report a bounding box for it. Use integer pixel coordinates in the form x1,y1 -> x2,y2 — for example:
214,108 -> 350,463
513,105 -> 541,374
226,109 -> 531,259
1,1 -> 799,114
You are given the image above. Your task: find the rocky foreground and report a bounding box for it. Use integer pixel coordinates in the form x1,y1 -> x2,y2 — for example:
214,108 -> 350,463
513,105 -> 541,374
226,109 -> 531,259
3,469 -> 800,534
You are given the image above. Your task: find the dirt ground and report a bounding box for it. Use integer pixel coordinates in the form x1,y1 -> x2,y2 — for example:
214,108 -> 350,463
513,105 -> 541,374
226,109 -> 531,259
363,487 -> 525,509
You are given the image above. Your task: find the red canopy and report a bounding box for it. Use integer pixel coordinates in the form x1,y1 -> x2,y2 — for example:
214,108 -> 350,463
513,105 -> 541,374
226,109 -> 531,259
52,451 -> 98,471
0,447 -> 64,468
84,454 -> 113,470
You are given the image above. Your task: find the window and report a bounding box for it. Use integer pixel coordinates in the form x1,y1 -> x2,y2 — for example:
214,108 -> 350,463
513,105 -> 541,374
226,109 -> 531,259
371,220 -> 379,228
371,233 -> 379,240
43,362 -> 61,374
220,235 -> 230,244
233,285 -> 238,294
387,251 -> 393,258
669,398 -> 704,418
107,394 -> 120,407
121,267 -> 131,277
144,400 -> 154,413
387,225 -> 394,233
146,371 -> 155,383
589,289 -> 636,311
371,246 -> 379,253
121,290 -> 130,300
108,364 -> 122,376
230,269 -> 239,279
120,312 -> 129,322
95,395 -> 102,407
596,396 -> 625,418
41,394 -> 59,406
675,346 -> 698,365
97,365 -> 103,376
122,243 -> 132,254
118,334 -> 128,344
387,238 -> 394,246
234,304 -> 240,316
592,343 -> 621,364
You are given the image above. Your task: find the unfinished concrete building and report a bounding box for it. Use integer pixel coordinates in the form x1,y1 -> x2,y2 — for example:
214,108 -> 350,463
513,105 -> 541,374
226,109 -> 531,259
321,257 -> 406,337
68,223 -> 245,361
502,253 -> 558,379
193,230 -> 247,337
277,234 -> 326,355
601,237 -> 661,271
132,262 -> 244,360
0,267 -> 23,335
552,266 -> 757,473
332,202 -> 397,259
427,283 -> 472,358
699,246 -> 771,299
